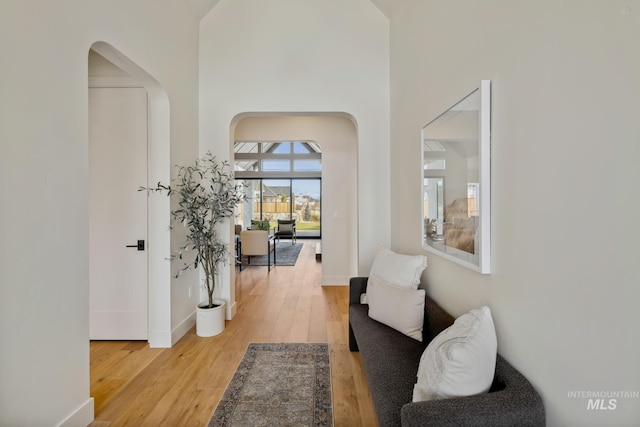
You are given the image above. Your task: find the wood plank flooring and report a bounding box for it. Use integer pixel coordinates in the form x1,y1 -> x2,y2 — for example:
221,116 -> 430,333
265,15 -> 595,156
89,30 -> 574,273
90,240 -> 378,426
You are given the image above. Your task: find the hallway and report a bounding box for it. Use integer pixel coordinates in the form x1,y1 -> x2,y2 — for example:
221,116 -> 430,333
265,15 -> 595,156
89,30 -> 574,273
90,240 -> 377,426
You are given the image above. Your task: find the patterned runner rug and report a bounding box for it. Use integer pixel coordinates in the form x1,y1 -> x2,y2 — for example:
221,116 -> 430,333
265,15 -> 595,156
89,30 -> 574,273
209,343 -> 333,427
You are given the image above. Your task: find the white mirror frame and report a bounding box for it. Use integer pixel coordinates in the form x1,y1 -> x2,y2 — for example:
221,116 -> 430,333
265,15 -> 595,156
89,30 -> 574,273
421,80 -> 491,274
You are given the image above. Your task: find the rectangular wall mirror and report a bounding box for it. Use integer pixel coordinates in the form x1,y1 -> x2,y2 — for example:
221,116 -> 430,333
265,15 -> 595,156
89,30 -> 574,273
422,80 -> 491,273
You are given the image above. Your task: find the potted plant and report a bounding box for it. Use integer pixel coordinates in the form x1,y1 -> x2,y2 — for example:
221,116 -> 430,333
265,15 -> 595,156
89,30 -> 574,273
143,152 -> 245,337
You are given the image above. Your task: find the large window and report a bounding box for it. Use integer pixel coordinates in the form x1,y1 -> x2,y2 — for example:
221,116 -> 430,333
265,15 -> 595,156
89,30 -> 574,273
235,141 -> 321,173
234,141 -> 322,238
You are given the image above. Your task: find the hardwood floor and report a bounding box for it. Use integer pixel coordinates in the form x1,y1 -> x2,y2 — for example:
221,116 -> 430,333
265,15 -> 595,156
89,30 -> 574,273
90,240 -> 378,426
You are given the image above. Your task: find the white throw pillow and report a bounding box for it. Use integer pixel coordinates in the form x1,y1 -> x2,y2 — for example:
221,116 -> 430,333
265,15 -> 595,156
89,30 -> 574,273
367,276 -> 425,341
413,306 -> 497,401
369,247 -> 427,290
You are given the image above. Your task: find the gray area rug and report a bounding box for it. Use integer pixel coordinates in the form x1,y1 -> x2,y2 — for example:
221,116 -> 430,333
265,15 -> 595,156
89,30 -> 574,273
209,343 -> 333,427
241,242 -> 303,267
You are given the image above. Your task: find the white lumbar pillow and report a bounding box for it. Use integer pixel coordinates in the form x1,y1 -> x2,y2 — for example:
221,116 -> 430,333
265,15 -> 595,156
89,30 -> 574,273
369,247 -> 427,290
413,306 -> 497,401
367,276 -> 425,341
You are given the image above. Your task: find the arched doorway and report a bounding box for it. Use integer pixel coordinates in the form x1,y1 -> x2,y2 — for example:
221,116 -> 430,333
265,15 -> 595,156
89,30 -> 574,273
232,113 -> 359,286
88,42 -> 172,348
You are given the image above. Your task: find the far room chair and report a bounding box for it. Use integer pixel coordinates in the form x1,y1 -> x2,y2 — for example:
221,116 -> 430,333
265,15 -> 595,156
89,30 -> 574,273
274,219 -> 296,244
239,230 -> 276,271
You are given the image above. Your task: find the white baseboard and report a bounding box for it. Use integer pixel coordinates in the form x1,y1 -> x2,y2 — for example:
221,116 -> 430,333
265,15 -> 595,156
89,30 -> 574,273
149,329 -> 172,348
171,312 -> 196,346
227,301 -> 237,319
321,276 -> 349,286
57,398 -> 94,427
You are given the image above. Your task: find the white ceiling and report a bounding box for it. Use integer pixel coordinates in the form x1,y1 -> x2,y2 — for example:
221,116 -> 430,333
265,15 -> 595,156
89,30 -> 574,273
186,0 -> 398,20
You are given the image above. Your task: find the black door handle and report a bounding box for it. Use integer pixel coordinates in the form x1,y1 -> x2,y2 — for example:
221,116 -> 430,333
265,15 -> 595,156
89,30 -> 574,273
126,240 -> 145,251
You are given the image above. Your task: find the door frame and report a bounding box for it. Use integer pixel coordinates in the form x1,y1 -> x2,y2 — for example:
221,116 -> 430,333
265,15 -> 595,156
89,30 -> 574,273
90,42 -> 172,348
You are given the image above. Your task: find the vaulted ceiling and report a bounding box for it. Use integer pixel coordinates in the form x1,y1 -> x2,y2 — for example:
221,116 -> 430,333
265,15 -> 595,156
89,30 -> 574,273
368,0 -> 400,18
185,0 -> 400,20
184,0 -> 220,19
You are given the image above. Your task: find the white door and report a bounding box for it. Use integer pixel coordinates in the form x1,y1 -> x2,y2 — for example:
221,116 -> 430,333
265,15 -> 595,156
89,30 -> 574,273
89,87 -> 148,340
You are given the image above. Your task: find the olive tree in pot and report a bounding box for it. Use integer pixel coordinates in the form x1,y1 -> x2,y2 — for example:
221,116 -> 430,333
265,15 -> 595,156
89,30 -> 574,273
143,152 -> 245,337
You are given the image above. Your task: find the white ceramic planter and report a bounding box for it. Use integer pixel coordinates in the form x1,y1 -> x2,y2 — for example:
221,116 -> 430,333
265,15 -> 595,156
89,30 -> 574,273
196,300 -> 226,337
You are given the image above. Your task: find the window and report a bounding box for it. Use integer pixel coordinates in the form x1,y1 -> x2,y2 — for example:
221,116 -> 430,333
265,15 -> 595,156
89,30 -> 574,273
294,160 -> 321,171
235,178 -> 321,238
234,141 -> 322,238
262,159 -> 290,171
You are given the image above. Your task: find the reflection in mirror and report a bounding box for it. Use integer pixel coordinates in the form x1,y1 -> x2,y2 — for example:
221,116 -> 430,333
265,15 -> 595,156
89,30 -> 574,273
422,81 -> 490,273
423,177 -> 444,234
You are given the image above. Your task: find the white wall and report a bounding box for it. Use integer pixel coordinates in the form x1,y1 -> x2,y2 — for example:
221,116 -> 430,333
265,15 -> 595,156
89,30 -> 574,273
389,1 -> 640,425
233,115 -> 359,284
199,0 -> 390,316
0,1 -> 200,424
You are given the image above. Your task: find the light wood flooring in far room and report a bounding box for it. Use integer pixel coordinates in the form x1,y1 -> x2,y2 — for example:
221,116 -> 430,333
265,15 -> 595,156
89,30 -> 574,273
90,240 -> 378,426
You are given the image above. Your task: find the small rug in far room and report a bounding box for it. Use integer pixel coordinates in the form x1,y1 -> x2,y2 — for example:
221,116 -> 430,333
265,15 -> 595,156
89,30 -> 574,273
209,343 -> 333,427
242,242 -> 303,266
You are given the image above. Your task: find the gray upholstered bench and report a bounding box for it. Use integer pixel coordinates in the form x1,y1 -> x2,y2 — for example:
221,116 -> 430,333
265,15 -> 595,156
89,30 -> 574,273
348,277 -> 545,427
